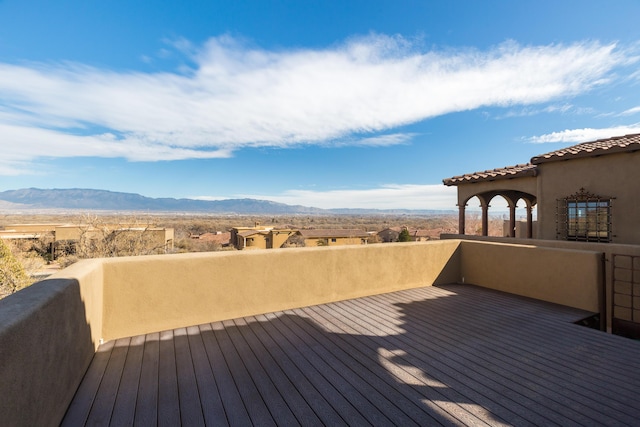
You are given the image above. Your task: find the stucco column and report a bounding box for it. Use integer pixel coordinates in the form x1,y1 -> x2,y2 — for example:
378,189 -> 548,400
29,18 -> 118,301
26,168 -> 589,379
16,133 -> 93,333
509,203 -> 516,238
481,203 -> 489,236
458,204 -> 466,235
526,204 -> 533,239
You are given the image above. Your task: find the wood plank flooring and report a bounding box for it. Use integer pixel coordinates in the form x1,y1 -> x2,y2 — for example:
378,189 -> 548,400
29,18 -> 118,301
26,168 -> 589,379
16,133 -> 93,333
62,284 -> 640,426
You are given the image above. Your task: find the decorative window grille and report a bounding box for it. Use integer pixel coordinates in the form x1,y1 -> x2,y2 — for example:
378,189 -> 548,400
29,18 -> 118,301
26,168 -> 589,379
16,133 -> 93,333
556,188 -> 613,243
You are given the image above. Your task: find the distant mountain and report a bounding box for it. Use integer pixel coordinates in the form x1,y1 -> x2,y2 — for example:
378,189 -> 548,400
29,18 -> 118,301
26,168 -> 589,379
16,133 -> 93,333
0,188 -> 325,214
0,188 -> 456,215
327,207 -> 456,215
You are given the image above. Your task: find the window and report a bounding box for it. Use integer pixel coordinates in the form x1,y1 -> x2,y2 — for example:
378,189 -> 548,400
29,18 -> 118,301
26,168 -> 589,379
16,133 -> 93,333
557,188 -> 612,243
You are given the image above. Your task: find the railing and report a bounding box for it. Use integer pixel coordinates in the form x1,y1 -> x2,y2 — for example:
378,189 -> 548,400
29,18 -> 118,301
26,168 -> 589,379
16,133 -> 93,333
612,254 -> 640,338
0,240 -> 604,426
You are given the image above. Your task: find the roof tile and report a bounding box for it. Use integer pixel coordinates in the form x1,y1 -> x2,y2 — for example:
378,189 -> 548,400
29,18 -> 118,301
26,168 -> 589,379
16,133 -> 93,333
443,133 -> 640,186
531,133 -> 640,164
443,163 -> 537,186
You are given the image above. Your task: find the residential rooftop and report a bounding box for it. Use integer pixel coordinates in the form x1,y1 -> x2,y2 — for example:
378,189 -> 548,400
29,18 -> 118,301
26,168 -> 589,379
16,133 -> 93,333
442,163 -> 536,186
2,237 -> 640,426
62,283 -> 640,426
443,133 -> 640,185
531,132 -> 640,164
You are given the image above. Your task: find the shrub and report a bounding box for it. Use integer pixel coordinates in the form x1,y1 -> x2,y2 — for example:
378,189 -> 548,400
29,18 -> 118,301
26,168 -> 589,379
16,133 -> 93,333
0,239 -> 32,297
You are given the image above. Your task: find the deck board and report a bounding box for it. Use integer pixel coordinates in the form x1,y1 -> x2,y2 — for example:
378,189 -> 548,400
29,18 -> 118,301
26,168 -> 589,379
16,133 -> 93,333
186,325 -> 227,427
174,327 -> 205,427
244,314 -> 348,426
133,332 -> 159,426
157,330 -> 180,427
341,292 -> 604,426
110,334 -> 145,426
61,338 -> 115,427
63,284 -> 640,426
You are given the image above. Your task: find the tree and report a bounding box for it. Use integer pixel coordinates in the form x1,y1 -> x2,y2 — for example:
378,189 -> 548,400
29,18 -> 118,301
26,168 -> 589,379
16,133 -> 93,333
0,239 -> 32,297
398,228 -> 412,242
282,234 -> 306,248
61,214 -> 168,262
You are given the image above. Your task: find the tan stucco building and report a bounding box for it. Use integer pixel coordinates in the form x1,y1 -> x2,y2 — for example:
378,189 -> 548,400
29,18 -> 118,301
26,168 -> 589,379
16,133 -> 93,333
230,226 -> 297,250
444,133 -> 640,245
295,229 -> 370,247
231,225 -> 370,249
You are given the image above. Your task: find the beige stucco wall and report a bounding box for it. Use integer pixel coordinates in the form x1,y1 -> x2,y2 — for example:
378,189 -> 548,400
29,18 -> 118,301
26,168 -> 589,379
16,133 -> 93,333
503,220 -> 538,238
443,233 -> 640,330
459,240 -> 602,312
99,240 -> 461,340
244,234 -> 268,249
536,151 -> 640,244
456,176 -> 537,206
270,230 -> 296,248
0,260 -> 104,427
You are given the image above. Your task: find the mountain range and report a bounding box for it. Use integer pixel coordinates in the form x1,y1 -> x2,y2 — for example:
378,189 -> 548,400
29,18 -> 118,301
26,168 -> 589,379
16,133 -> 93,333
0,188 -> 452,215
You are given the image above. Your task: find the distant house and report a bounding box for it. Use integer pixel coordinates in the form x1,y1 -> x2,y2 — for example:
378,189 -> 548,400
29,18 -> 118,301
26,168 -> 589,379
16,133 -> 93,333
378,227 -> 432,243
230,225 -> 297,250
377,227 -> 401,242
443,133 -> 640,245
194,232 -> 231,247
294,229 -> 370,247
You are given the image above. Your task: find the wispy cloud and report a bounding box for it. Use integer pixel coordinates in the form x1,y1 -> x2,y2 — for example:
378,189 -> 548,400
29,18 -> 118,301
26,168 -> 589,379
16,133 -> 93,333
619,106 -> 640,116
496,103 -> 576,119
0,34 -> 634,173
334,133 -> 416,147
527,123 -> 640,143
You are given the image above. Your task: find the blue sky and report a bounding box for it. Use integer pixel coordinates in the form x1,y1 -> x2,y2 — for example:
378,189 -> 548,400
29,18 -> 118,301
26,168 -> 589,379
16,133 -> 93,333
1,0 -> 640,210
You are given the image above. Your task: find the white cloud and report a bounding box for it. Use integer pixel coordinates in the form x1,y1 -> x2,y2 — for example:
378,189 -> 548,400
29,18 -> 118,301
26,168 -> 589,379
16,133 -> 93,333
528,123 -> 640,143
496,103 -> 575,119
620,106 -> 640,116
0,34 -> 634,172
228,184 -> 459,210
335,133 -> 415,147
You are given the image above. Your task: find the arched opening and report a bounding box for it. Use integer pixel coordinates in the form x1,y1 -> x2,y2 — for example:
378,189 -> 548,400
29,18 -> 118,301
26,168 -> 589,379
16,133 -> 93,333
458,190 -> 537,238
462,195 -> 506,237
462,196 -> 481,236
510,197 -> 537,238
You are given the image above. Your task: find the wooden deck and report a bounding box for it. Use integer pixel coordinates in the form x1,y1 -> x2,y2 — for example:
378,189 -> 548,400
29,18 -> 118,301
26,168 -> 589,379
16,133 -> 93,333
62,284 -> 640,426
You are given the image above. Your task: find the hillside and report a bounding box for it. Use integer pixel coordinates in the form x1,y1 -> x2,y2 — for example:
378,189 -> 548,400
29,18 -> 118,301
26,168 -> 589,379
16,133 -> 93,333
0,188 -> 323,214
0,188 -> 456,215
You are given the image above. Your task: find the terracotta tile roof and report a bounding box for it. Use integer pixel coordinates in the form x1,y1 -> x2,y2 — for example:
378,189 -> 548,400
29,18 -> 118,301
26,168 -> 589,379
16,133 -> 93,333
443,163 -> 537,186
237,230 -> 263,238
409,229 -> 432,238
531,133 -> 640,164
197,232 -> 231,244
443,134 -> 640,186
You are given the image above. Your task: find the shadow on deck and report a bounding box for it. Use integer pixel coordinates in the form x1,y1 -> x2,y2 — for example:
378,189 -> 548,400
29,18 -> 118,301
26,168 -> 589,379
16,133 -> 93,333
63,284 -> 640,426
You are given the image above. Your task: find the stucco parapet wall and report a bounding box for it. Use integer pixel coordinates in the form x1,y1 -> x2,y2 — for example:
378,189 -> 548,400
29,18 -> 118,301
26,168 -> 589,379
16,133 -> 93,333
0,259 -> 104,427
98,240 -> 462,341
458,239 -> 602,313
441,234 -> 640,256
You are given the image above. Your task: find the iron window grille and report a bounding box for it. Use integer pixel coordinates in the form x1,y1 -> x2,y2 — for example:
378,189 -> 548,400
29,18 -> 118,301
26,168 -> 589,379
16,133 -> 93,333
556,188 -> 613,243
